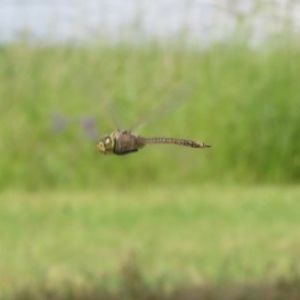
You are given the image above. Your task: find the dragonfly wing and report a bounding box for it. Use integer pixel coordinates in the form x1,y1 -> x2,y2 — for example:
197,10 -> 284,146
128,86 -> 192,132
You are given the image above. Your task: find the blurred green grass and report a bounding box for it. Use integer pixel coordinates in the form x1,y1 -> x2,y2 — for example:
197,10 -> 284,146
1,185 -> 300,293
1,39 -> 300,190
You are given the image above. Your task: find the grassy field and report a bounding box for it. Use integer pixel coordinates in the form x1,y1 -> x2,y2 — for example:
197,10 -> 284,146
1,185 -> 300,298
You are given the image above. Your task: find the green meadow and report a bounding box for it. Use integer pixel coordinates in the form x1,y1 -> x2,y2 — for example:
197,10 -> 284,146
1,26 -> 300,298
1,186 -> 300,298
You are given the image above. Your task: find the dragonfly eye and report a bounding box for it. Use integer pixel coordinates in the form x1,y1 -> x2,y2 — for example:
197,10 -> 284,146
97,134 -> 115,154
105,137 -> 111,145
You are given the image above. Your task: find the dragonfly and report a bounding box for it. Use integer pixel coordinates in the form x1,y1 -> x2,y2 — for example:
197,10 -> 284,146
96,96 -> 211,155
97,129 -> 211,155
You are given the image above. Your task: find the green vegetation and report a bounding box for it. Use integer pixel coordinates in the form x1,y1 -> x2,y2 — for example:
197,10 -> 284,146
1,14 -> 300,298
1,38 -> 300,190
1,186 -> 300,298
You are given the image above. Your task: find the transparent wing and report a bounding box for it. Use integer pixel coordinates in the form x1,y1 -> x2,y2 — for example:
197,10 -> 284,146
128,86 -> 192,132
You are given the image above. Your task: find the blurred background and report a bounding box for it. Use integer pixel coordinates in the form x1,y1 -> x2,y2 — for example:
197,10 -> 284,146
1,0 -> 300,189
0,0 -> 300,190
1,0 -> 300,299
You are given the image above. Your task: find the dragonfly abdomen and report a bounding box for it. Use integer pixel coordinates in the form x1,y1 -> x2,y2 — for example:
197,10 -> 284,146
139,137 -> 210,149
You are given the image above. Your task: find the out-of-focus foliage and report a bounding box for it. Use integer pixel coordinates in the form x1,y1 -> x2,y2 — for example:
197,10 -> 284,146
1,33 -> 300,190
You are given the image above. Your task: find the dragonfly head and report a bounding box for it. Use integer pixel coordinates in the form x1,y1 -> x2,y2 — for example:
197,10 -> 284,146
97,134 -> 115,154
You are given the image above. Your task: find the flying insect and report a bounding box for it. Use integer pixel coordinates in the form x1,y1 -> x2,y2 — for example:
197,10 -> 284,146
97,128 -> 210,155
